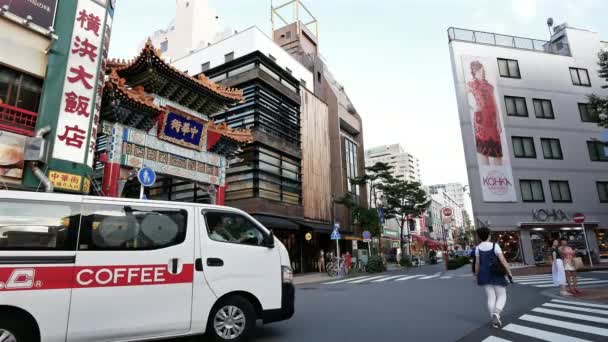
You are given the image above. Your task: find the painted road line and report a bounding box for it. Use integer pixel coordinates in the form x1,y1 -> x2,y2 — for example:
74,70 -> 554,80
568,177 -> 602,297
395,275 -> 423,281
440,276 -> 452,279
371,275 -> 404,283
322,276 -> 371,285
551,299 -> 608,309
513,274 -> 553,278
517,278 -> 595,285
349,275 -> 387,284
531,307 -> 608,324
519,314 -> 608,337
535,280 -> 608,288
481,336 -> 511,342
419,273 -> 441,280
542,302 -> 608,315
502,323 -> 591,342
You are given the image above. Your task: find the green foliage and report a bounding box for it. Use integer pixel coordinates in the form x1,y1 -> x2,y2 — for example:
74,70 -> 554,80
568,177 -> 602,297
399,255 -> 412,267
366,255 -> 386,273
447,256 -> 471,270
354,207 -> 381,237
382,180 -> 432,233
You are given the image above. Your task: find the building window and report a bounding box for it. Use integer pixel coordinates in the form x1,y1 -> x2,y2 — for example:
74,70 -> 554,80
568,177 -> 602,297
549,180 -> 572,203
533,99 -> 554,119
504,96 -> 528,117
579,103 -> 599,123
201,62 -> 210,72
587,141 -> 608,161
204,211 -> 266,246
570,67 -> 591,86
512,136 -> 536,158
497,58 -> 520,78
317,71 -> 322,82
520,180 -> 544,202
300,79 -> 307,87
344,137 -> 360,201
225,52 -> 234,63
597,182 -> 608,203
0,64 -> 44,113
540,138 -> 563,160
160,40 -> 168,52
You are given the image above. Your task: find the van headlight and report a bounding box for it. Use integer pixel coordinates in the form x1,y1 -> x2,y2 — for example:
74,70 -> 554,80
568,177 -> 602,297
282,266 -> 293,283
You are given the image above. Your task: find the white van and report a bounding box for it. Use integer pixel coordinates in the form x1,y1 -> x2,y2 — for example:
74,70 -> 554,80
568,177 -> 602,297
0,190 -> 294,342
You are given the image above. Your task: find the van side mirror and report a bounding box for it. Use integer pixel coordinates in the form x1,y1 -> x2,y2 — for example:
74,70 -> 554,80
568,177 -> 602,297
264,230 -> 275,248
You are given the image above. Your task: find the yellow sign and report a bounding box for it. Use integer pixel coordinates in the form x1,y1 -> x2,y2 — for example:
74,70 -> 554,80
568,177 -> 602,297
49,171 -> 82,192
305,232 -> 312,241
83,178 -> 91,193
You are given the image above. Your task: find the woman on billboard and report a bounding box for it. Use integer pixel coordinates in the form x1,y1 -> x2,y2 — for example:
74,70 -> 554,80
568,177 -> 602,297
467,61 -> 503,166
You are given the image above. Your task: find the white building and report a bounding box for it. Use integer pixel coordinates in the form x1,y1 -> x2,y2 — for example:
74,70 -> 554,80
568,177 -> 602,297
365,144 -> 422,183
449,23 -> 608,265
428,183 -> 466,210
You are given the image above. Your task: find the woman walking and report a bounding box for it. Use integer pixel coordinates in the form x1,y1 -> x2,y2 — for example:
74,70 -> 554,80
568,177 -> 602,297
475,227 -> 513,329
551,240 -> 568,296
560,238 -> 581,295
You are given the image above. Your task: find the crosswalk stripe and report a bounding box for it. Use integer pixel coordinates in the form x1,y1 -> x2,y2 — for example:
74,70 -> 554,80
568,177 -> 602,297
517,278 -> 595,285
395,275 -> 423,281
513,274 -> 553,279
502,323 -> 591,342
535,280 -> 608,288
322,276 -> 370,284
419,273 -> 441,279
481,336 -> 511,342
519,314 -> 608,337
440,276 -> 452,279
531,307 -> 608,324
542,302 -> 608,316
551,299 -> 608,309
349,275 -> 387,283
371,275 -> 403,283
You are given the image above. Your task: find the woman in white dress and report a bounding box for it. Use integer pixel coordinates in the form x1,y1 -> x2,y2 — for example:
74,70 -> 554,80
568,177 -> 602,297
551,240 -> 568,296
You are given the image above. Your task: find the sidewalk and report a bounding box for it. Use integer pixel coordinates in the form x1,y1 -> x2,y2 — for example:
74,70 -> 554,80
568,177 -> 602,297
511,264 -> 608,276
543,286 -> 608,304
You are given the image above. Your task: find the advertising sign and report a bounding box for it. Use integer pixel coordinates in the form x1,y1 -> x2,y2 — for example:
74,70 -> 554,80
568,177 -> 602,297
158,107 -> 207,151
462,56 -> 516,202
49,170 -> 82,191
52,0 -> 107,166
1,0 -> 59,30
0,130 -> 25,184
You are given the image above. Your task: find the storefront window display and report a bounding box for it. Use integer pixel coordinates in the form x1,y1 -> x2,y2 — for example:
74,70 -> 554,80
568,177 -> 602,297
595,229 -> 608,262
492,231 -> 522,263
529,227 -> 588,265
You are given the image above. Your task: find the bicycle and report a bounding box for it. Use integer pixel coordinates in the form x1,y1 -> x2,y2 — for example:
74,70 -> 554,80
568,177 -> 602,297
326,256 -> 346,277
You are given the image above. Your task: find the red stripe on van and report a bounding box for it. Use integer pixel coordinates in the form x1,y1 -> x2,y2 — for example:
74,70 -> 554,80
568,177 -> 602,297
0,264 -> 194,291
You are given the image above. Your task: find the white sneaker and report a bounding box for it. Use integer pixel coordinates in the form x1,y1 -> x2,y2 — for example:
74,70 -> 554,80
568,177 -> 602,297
491,313 -> 502,328
560,290 -> 572,296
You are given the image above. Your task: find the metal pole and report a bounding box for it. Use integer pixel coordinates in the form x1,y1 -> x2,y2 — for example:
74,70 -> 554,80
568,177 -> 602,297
139,185 -> 144,199
581,223 -> 593,268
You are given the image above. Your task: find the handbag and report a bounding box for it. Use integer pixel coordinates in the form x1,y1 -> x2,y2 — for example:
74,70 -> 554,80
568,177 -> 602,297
489,242 -> 506,275
573,257 -> 584,270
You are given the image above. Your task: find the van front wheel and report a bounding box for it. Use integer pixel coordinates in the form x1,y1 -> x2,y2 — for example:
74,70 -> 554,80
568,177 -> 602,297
0,312 -> 38,342
208,296 -> 256,342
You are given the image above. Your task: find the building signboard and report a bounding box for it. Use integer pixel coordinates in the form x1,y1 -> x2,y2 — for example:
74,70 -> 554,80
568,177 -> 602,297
1,0 -> 59,30
49,170 -> 82,191
0,130 -> 25,184
52,0 -> 107,166
532,209 -> 570,222
158,107 -> 207,151
461,56 -> 516,202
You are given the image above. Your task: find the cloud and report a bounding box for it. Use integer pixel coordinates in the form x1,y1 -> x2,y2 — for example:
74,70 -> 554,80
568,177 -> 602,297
511,0 -> 538,20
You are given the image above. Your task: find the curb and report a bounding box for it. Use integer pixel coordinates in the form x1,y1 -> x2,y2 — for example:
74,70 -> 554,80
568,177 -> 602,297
540,286 -> 608,305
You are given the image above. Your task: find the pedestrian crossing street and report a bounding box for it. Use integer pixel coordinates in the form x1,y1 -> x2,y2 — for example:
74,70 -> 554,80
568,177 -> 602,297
482,299 -> 608,342
322,272 -> 452,285
513,274 -> 608,288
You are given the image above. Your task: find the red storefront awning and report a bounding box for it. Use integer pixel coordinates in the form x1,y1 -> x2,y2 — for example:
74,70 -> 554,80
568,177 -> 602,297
411,234 -> 446,248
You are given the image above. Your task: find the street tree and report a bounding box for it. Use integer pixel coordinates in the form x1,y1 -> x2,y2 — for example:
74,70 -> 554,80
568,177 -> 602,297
588,50 -> 608,127
350,161 -> 395,207
334,193 -> 381,236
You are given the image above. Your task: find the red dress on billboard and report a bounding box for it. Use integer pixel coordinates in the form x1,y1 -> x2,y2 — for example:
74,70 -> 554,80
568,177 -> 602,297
468,78 -> 503,158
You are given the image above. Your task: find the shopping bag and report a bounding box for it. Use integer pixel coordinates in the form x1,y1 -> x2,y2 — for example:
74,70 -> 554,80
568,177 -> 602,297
573,257 -> 584,270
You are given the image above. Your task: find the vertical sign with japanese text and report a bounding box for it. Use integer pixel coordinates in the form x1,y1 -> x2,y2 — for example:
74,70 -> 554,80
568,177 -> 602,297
52,0 -> 107,165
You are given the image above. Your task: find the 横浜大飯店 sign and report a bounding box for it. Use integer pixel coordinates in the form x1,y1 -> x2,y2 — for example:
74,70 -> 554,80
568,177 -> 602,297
158,107 -> 207,151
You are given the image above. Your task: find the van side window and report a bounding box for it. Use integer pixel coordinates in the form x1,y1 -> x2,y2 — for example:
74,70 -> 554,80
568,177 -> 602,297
0,200 -> 80,250
205,212 -> 265,247
79,205 -> 187,250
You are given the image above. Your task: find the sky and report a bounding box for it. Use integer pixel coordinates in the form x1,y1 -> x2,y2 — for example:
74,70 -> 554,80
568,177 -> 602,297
109,0 -> 608,188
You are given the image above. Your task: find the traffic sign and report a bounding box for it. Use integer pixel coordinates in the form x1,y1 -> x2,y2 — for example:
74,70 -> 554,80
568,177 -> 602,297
137,167 -> 156,187
331,226 -> 341,240
573,213 -> 585,224
441,207 -> 453,217
362,230 -> 371,242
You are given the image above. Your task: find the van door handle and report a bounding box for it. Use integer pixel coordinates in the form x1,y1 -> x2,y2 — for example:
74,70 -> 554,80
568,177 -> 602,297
207,258 -> 224,267
171,258 -> 178,274
195,258 -> 204,271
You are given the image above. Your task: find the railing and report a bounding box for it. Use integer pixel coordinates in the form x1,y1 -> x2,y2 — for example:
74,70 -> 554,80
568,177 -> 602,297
0,103 -> 38,136
447,27 -> 571,56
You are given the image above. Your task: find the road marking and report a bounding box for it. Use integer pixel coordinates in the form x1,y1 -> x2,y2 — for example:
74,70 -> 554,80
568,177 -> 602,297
513,274 -> 553,279
542,302 -> 608,315
419,273 -> 441,279
531,307 -> 608,324
551,299 -> 608,309
395,275 -> 423,281
481,336 -> 511,342
517,278 -> 595,285
371,275 -> 403,282
519,314 -> 608,337
440,276 -> 452,279
349,275 -> 387,283
535,280 -> 608,288
322,276 -> 371,284
590,270 -> 608,273
503,323 -> 591,342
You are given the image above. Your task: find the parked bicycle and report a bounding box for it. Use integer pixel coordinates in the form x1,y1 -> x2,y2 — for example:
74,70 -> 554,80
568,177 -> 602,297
326,256 -> 346,277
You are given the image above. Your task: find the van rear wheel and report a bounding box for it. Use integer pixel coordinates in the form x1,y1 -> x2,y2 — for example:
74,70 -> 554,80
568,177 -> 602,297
0,313 -> 38,342
208,296 -> 256,342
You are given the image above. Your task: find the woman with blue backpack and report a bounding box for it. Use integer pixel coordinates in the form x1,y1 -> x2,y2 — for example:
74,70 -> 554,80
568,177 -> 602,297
474,227 -> 514,329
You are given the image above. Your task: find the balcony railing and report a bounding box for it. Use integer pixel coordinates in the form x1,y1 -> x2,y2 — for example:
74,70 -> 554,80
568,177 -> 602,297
0,103 -> 38,136
448,27 -> 571,56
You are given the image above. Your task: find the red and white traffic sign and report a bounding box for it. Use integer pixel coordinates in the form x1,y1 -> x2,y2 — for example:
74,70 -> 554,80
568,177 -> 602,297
441,207 -> 453,217
573,213 -> 585,224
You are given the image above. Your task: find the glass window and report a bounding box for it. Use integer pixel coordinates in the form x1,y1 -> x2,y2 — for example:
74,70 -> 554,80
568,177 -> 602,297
201,62 -> 210,72
0,65 -> 43,112
597,182 -> 608,203
0,200 -> 80,250
520,180 -> 544,202
160,40 -> 168,52
497,58 -> 520,78
205,211 -> 265,246
78,205 -> 187,250
579,103 -> 599,123
588,141 -> 608,161
549,181 -> 572,202
224,52 -> 234,63
540,138 -> 563,159
259,64 -> 280,81
512,136 -> 536,158
570,67 -> 591,86
533,99 -> 554,119
504,96 -> 528,117
228,63 -> 255,77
